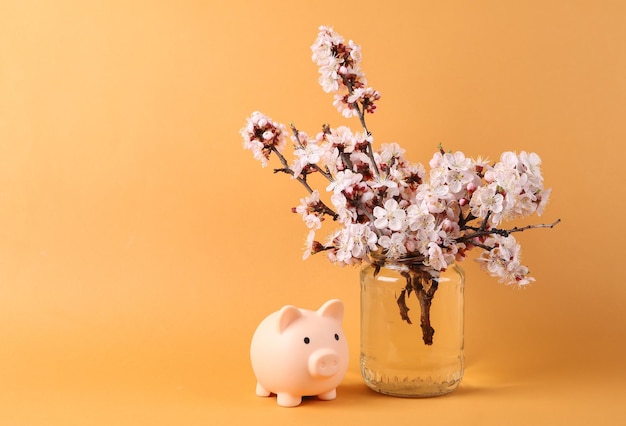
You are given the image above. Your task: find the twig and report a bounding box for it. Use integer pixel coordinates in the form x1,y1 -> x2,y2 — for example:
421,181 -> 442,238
459,218 -> 561,243
270,146 -> 338,219
342,77 -> 380,179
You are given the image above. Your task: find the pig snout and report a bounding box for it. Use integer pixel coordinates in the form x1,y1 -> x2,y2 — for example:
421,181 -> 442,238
308,349 -> 340,378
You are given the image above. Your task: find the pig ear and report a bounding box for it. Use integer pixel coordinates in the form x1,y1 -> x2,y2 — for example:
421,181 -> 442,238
317,299 -> 344,322
277,305 -> 303,334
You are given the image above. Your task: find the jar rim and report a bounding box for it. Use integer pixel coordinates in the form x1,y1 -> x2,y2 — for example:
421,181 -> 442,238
368,251 -> 426,266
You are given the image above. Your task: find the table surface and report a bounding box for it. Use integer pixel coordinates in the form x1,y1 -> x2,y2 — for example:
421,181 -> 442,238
2,335 -> 624,426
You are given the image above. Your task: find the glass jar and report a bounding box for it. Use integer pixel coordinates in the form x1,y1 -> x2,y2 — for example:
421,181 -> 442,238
360,256 -> 465,397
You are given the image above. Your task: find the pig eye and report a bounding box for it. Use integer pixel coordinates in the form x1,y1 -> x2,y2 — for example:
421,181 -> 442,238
304,337 -> 310,344
334,333 -> 339,341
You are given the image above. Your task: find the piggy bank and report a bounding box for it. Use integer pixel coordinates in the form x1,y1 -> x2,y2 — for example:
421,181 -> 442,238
250,299 -> 349,407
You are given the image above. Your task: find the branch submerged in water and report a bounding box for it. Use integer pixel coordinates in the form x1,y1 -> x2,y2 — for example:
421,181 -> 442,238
399,268 -> 439,345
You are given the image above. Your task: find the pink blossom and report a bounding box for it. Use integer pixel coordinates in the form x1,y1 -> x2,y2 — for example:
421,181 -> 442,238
243,26 -> 557,282
240,111 -> 287,167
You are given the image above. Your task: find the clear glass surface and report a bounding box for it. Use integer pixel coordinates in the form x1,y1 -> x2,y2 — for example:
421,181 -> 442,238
360,259 -> 465,397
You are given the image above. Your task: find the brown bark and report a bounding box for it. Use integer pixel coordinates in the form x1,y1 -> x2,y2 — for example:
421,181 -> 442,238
398,267 -> 439,345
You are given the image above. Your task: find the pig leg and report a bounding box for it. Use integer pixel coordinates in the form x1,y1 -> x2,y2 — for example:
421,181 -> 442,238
276,393 -> 302,407
255,382 -> 271,397
317,388 -> 337,401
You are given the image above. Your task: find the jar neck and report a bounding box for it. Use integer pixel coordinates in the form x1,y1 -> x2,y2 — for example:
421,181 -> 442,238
368,252 -> 429,270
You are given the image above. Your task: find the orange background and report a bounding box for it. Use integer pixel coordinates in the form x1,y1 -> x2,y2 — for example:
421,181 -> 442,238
1,1 -> 625,424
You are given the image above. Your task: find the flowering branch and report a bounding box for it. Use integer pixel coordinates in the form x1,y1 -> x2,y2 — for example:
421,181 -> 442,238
241,25 -> 560,344
270,158 -> 338,222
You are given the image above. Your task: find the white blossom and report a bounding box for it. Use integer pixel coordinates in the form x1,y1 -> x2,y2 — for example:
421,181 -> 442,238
294,190 -> 324,230
291,134 -> 323,177
426,242 -> 447,271
470,185 -> 504,222
302,230 -> 316,260
326,169 -> 363,194
311,26 -> 344,93
373,199 -> 407,231
327,223 -> 377,266
378,232 -> 407,259
476,235 -> 535,286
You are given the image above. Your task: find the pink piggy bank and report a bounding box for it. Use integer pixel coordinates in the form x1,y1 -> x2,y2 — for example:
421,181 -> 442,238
250,299 -> 349,407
